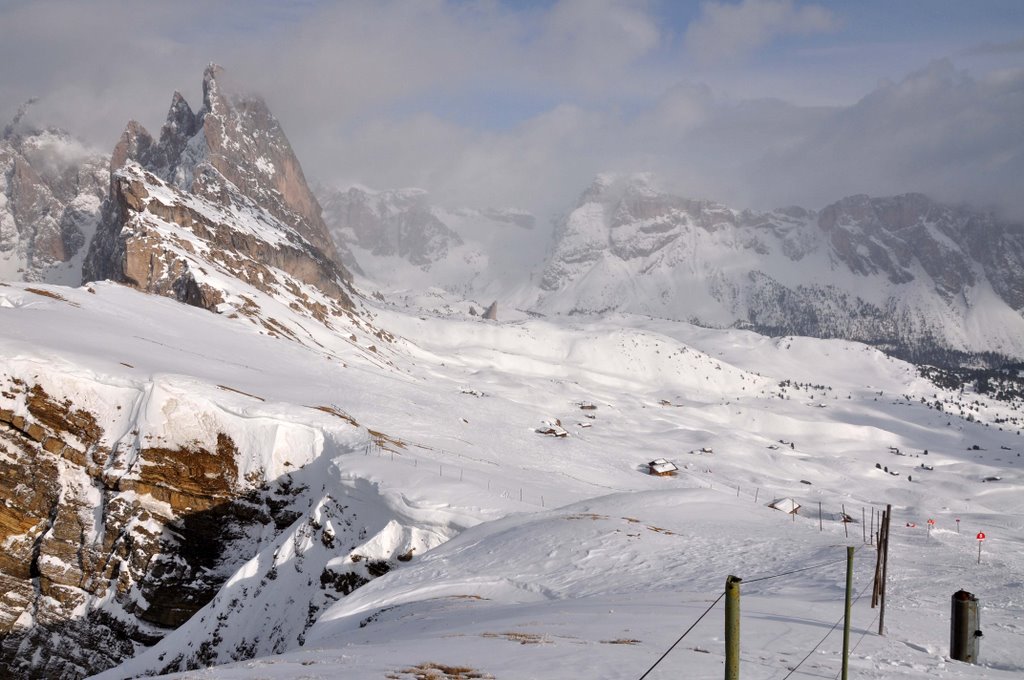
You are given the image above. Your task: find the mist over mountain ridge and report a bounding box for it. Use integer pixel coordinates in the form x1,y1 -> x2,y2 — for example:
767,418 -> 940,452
307,170 -> 1024,366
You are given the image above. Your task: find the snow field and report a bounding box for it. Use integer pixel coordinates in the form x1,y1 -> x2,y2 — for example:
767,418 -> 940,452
2,280 -> 1022,678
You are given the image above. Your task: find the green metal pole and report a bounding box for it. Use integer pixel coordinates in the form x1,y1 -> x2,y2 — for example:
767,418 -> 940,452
725,575 -> 742,680
842,546 -> 854,680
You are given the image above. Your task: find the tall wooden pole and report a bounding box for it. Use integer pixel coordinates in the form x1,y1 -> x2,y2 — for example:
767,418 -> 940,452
841,546 -> 854,680
725,576 -> 742,680
878,504 -> 892,635
871,525 -> 883,608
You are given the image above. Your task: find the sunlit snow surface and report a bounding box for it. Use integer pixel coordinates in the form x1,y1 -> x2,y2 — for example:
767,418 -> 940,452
1,281 -> 1021,679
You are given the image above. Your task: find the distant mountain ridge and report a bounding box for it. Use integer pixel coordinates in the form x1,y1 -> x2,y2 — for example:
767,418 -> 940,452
534,174 -> 1024,363
317,183 -> 538,298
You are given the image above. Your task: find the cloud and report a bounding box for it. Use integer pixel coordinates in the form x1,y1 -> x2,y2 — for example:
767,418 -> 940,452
963,37 -> 1024,56
741,60 -> 1024,218
535,0 -> 662,91
323,57 -> 1024,226
1,0 -> 1022,232
685,0 -> 838,64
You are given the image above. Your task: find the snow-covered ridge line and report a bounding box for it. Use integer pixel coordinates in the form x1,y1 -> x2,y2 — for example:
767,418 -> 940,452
534,175 -> 1024,362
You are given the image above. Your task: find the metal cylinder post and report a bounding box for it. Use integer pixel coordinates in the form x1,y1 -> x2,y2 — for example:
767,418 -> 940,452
950,590 -> 982,663
725,575 -> 742,680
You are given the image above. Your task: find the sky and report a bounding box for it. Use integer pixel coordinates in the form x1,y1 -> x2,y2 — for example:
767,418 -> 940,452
2,0 -> 1024,222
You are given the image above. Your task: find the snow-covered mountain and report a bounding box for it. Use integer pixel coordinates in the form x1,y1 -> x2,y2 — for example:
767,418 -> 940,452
318,184 -> 538,300
535,174 -> 1024,363
83,65 -> 359,338
0,106 -> 108,284
3,66 -> 1024,680
0,66 -> 395,678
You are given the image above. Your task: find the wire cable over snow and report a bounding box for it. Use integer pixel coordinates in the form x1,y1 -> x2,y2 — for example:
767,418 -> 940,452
636,547 -> 874,679
780,577 -> 875,680
743,555 -> 851,585
636,592 -> 726,680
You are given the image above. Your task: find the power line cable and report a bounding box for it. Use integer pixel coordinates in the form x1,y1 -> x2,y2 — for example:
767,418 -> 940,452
833,608 -> 881,679
744,555 -> 850,584
636,548 -> 873,680
779,579 -> 874,680
636,592 -> 726,680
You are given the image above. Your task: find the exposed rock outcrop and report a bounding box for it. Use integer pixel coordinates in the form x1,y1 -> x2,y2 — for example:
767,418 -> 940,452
85,161 -> 353,322
0,110 -> 109,284
84,65 -> 354,321
0,373 -> 326,679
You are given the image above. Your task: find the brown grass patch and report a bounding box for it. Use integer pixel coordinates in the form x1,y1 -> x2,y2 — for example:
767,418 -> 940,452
24,287 -> 78,306
388,663 -> 494,679
645,525 -> 676,535
309,405 -> 359,426
481,632 -> 548,645
601,638 -> 641,645
368,428 -> 407,450
217,384 -> 265,401
565,512 -> 608,521
24,287 -> 66,301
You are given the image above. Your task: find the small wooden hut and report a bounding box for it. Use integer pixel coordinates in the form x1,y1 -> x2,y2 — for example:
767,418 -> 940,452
648,458 -> 678,476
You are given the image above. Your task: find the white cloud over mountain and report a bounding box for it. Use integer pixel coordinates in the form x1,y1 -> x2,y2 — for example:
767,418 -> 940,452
2,0 -> 1022,225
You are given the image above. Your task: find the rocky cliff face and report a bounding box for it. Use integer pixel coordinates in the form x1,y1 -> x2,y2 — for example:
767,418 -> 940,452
537,174 -> 1024,363
819,193 -> 1024,310
0,292 -> 445,680
0,370 -> 315,678
85,160 -> 353,326
84,65 -> 354,325
0,117 -> 108,284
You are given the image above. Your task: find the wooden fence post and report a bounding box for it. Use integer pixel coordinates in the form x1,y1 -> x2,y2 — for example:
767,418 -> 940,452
841,546 -> 854,680
878,504 -> 892,635
725,576 -> 742,680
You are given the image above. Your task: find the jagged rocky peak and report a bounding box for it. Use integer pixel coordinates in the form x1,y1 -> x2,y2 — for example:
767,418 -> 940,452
86,65 -> 356,323
109,64 -> 337,261
0,103 -> 109,284
575,172 -> 737,230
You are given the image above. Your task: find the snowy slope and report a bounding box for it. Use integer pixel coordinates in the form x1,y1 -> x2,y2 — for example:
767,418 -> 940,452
1,280 -> 1021,678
